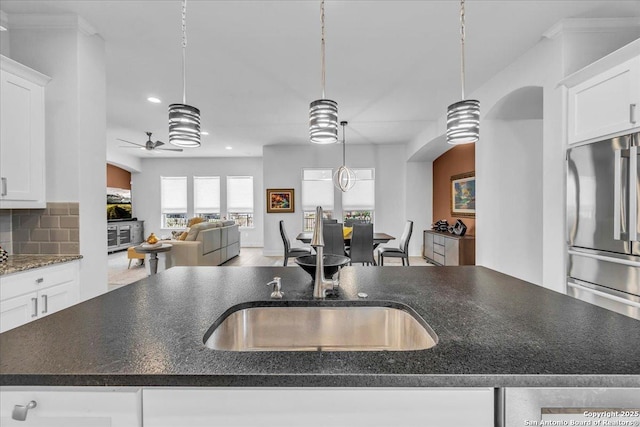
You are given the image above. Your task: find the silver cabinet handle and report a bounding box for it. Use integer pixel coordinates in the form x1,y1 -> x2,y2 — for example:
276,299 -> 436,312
31,297 -> 38,318
631,145 -> 638,242
631,103 -> 637,124
12,400 -> 37,421
41,294 -> 48,314
1,177 -> 6,196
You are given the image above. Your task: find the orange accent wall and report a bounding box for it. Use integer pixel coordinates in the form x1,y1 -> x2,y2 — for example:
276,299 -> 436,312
433,144 -> 475,236
106,164 -> 131,189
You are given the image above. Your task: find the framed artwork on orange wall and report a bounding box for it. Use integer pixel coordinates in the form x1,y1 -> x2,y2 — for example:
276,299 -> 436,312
451,172 -> 475,218
266,188 -> 295,213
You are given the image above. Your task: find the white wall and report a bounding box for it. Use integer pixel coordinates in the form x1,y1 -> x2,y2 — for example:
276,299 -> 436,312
405,161 -> 432,257
106,126 -> 142,173
262,144 -> 419,257
477,120 -> 543,285
132,157 -> 264,247
10,17 -> 108,300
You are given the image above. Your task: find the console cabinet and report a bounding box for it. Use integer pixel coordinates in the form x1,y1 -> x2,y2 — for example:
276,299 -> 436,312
107,221 -> 144,253
423,230 -> 475,266
0,261 -> 80,333
0,55 -> 51,209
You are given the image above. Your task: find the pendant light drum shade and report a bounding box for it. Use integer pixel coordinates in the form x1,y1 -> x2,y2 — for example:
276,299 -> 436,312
309,99 -> 338,144
446,99 -> 480,145
169,103 -> 201,148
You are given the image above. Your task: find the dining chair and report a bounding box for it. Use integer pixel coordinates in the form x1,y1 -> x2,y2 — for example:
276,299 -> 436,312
344,218 -> 366,227
377,220 -> 413,266
279,220 -> 312,266
322,223 -> 346,256
348,223 -> 376,266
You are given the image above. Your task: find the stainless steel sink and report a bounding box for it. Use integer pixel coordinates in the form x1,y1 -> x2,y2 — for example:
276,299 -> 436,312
204,302 -> 438,351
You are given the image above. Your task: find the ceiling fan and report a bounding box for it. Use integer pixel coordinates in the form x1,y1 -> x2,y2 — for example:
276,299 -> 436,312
118,132 -> 183,152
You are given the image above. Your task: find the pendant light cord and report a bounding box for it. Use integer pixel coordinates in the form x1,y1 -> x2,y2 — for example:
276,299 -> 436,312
320,0 -> 326,99
459,0 -> 466,100
181,0 -> 188,104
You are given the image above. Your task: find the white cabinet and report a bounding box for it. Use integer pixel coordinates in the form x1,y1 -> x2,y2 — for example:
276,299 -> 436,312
0,261 -> 79,333
143,388 -> 494,426
0,55 -> 50,209
0,387 -> 141,426
564,41 -> 640,144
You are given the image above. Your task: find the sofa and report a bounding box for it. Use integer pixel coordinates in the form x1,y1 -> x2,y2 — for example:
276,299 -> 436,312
164,220 -> 240,268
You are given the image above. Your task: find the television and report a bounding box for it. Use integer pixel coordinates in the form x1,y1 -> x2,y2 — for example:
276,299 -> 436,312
107,187 -> 132,221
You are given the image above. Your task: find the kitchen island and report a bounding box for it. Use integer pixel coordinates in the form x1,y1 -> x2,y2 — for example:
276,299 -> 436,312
0,266 -> 638,424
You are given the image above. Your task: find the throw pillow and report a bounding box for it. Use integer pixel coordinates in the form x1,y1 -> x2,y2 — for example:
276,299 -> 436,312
187,217 -> 204,227
343,226 -> 353,239
178,231 -> 188,240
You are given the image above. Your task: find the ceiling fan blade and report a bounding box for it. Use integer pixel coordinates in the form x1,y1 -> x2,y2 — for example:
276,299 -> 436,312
117,138 -> 145,148
119,146 -> 145,149
154,140 -> 165,148
157,147 -> 183,152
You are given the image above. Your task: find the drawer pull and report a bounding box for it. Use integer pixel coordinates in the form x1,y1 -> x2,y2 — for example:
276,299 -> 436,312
36,277 -> 44,284
1,177 -> 6,196
42,294 -> 48,314
631,103 -> 637,124
31,297 -> 38,318
12,400 -> 37,421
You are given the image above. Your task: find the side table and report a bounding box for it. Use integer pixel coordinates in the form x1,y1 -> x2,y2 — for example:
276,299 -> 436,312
134,243 -> 172,275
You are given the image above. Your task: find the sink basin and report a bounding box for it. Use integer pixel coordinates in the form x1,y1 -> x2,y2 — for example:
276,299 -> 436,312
294,254 -> 351,281
204,301 -> 438,351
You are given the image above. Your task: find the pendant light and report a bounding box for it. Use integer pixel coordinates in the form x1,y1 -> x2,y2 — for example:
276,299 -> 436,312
309,0 -> 338,144
446,0 -> 479,145
333,121 -> 356,192
168,0 -> 201,148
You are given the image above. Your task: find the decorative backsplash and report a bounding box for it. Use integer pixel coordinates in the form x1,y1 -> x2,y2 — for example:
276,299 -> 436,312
11,202 -> 80,255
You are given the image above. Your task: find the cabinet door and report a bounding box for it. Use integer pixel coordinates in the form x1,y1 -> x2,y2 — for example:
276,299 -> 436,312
143,388 -> 493,427
0,387 -> 141,427
424,231 -> 434,260
39,281 -> 78,318
444,237 -> 459,266
0,70 -> 45,207
568,57 -> 640,144
0,292 -> 37,333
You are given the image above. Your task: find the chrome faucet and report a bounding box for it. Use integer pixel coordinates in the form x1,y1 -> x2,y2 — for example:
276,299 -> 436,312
311,206 -> 336,299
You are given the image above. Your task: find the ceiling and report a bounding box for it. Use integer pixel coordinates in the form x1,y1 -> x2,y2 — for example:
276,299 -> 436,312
2,1 -> 639,158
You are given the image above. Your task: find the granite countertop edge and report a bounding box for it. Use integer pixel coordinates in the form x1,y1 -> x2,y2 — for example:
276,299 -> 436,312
0,254 -> 83,276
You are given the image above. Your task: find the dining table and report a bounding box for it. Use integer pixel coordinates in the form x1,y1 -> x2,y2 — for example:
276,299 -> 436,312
295,231 -> 395,248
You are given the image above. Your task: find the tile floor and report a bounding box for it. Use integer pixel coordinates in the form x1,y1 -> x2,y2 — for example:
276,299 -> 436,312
108,247 -> 430,291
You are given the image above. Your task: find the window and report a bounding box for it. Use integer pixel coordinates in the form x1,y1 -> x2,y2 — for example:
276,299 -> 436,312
227,176 -> 254,227
161,176 -> 188,228
342,169 -> 375,223
302,169 -> 334,231
194,176 -> 221,222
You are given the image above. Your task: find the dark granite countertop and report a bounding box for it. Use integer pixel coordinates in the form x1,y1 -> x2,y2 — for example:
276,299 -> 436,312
0,254 -> 83,275
1,266 -> 638,388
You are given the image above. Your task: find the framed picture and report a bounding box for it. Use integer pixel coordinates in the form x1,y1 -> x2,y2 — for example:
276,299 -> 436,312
266,188 -> 295,213
450,172 -> 475,218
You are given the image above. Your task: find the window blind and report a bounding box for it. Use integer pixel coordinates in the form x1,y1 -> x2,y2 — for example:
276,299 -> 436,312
160,176 -> 187,213
194,176 -> 220,213
227,176 -> 254,213
342,169 -> 375,210
302,169 -> 334,211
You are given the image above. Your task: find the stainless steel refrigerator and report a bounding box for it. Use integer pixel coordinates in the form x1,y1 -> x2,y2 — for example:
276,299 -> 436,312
566,132 -> 640,320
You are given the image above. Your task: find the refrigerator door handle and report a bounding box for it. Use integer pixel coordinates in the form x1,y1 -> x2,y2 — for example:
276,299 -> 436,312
613,149 -> 628,241
631,145 -> 638,242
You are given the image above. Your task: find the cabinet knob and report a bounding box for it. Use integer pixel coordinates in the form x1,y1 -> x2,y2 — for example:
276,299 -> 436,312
12,400 -> 37,421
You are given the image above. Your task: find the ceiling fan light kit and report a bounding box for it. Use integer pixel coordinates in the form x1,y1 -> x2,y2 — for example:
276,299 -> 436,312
446,0 -> 480,145
309,0 -> 338,144
169,0 -> 201,148
333,121 -> 356,192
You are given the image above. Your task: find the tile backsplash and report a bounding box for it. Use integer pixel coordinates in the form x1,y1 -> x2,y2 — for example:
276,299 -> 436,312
11,202 -> 80,255
0,211 -> 12,255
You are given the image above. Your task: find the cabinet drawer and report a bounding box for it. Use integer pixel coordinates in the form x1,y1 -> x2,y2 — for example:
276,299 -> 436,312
1,262 -> 78,300
433,235 -> 445,245
433,253 -> 445,265
433,243 -> 445,256
0,387 -> 141,426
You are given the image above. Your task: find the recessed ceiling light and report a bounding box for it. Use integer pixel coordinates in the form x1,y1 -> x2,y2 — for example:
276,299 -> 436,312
225,146 -> 232,150
201,131 -> 209,135
147,97 -> 161,104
